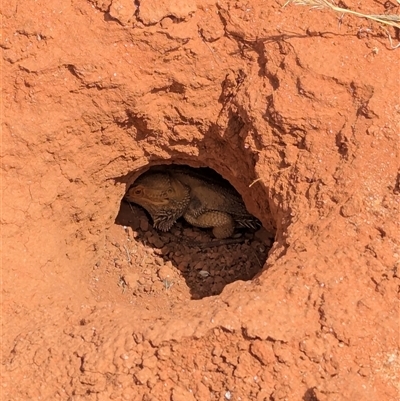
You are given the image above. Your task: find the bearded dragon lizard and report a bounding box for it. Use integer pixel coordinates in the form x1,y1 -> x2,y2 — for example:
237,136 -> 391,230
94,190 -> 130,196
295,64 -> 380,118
124,166 -> 260,239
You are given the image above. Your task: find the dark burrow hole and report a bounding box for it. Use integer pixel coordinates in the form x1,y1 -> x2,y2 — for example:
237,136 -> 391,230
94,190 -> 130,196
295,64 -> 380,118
114,164 -> 274,300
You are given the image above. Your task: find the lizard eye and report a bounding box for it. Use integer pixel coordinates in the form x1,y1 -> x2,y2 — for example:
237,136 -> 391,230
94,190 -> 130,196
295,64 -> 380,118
167,188 -> 174,195
133,188 -> 142,195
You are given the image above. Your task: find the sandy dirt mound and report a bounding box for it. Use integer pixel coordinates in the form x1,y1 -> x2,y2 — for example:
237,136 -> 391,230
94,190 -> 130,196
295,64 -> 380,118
2,0 -> 399,399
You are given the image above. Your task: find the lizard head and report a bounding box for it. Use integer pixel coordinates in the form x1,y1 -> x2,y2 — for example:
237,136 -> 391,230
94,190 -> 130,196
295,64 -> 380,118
124,172 -> 190,231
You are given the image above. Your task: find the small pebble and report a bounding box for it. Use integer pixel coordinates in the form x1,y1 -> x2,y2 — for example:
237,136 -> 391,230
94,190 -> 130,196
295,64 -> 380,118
157,265 -> 175,281
148,234 -> 164,248
139,217 -> 149,231
194,261 -> 204,270
122,272 -> 140,289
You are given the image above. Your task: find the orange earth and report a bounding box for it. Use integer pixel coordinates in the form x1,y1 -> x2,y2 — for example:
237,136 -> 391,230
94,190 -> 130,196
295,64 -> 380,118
2,0 -> 399,400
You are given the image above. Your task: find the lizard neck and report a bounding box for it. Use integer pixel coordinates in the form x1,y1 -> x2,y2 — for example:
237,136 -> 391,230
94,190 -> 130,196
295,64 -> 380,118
151,178 -> 191,231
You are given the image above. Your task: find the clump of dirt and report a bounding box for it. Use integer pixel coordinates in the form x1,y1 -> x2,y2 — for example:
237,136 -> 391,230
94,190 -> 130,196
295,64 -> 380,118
2,0 -> 399,400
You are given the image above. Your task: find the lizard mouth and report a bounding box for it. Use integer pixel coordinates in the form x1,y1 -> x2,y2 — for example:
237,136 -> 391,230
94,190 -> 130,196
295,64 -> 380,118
127,195 -> 170,207
143,198 -> 170,207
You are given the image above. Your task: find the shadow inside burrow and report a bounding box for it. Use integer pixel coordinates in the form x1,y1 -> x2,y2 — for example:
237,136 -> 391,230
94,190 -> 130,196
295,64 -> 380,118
113,165 -> 275,300
303,388 -> 319,401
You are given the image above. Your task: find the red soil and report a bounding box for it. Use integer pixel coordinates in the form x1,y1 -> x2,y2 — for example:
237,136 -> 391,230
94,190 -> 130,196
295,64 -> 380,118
2,0 -> 399,400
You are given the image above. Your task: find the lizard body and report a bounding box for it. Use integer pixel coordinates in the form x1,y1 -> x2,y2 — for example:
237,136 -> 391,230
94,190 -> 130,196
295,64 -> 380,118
125,167 -> 260,238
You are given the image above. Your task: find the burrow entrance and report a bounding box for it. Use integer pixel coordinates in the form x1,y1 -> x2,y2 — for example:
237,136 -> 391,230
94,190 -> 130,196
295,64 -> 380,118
100,164 -> 275,300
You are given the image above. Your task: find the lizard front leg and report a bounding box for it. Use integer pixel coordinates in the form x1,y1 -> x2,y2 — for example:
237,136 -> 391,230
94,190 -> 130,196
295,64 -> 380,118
183,210 -> 235,239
